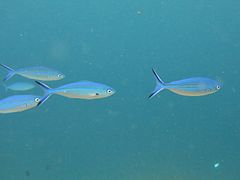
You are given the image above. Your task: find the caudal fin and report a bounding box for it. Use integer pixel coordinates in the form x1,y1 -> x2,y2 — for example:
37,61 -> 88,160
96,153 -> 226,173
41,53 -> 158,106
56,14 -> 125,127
0,64 -> 15,81
35,81 -> 53,106
148,68 -> 165,99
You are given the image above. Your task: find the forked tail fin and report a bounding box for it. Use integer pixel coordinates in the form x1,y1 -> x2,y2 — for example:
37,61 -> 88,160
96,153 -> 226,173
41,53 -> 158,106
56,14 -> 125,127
148,68 -> 165,99
0,64 -> 16,81
35,81 -> 53,106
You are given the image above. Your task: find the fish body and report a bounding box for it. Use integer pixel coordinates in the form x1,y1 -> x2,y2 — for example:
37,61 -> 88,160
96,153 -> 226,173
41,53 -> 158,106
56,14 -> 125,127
0,64 -> 65,81
0,95 -> 41,113
35,81 -> 116,106
52,81 -> 115,99
5,82 -> 35,91
149,69 -> 222,99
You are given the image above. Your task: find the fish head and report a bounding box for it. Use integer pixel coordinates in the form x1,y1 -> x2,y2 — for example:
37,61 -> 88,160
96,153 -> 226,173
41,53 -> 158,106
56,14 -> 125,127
47,68 -> 65,80
56,72 -> 65,80
44,69 -> 65,80
87,83 -> 116,99
21,95 -> 42,111
27,95 -> 42,107
215,81 -> 223,91
34,96 -> 41,105
206,80 -> 222,94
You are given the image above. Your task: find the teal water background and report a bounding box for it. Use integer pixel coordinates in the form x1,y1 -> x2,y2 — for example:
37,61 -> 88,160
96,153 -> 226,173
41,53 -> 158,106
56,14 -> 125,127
0,1 -> 239,179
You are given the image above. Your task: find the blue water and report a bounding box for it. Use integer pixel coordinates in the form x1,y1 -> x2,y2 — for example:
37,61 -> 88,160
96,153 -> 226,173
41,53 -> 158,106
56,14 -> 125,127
0,1 -> 239,179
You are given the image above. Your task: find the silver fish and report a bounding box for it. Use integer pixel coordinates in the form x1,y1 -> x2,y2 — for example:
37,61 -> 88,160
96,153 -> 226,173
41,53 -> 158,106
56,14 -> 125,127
0,64 -> 65,81
35,81 -> 116,106
0,95 -> 41,113
149,68 -> 222,98
4,82 -> 35,91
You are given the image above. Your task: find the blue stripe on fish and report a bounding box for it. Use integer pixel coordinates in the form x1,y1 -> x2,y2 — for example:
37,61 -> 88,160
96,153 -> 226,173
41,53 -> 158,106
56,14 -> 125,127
149,68 -> 222,98
35,80 -> 116,106
0,64 -> 65,81
0,95 -> 41,113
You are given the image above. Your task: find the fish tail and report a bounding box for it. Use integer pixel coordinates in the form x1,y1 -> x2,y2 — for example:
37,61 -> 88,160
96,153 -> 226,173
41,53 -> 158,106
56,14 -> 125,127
148,68 -> 165,99
0,64 -> 16,81
35,81 -> 53,106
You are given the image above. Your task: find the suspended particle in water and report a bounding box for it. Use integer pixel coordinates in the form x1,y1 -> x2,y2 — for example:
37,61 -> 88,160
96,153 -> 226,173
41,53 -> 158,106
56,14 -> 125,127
136,10 -> 142,15
214,163 -> 220,168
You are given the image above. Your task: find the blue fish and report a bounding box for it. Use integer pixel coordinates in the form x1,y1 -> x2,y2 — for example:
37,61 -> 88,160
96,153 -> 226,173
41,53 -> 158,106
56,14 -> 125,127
4,82 -> 35,91
149,68 -> 222,99
35,81 -> 116,106
0,95 -> 41,113
0,64 -> 65,81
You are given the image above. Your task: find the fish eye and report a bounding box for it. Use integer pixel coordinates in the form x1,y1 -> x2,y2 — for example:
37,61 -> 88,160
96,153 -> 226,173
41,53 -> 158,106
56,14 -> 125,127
35,98 -> 40,103
216,85 -> 221,90
107,89 -> 112,93
57,74 -> 62,78
95,93 -> 99,96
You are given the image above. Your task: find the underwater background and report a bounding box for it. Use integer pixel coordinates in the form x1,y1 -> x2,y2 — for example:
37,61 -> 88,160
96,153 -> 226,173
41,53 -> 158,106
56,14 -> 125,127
0,0 -> 239,179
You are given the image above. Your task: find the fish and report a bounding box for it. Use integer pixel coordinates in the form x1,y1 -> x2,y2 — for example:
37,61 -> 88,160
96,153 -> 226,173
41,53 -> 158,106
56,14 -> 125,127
0,64 -> 65,81
35,80 -> 116,106
4,82 -> 35,91
149,68 -> 222,99
0,95 -> 41,113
